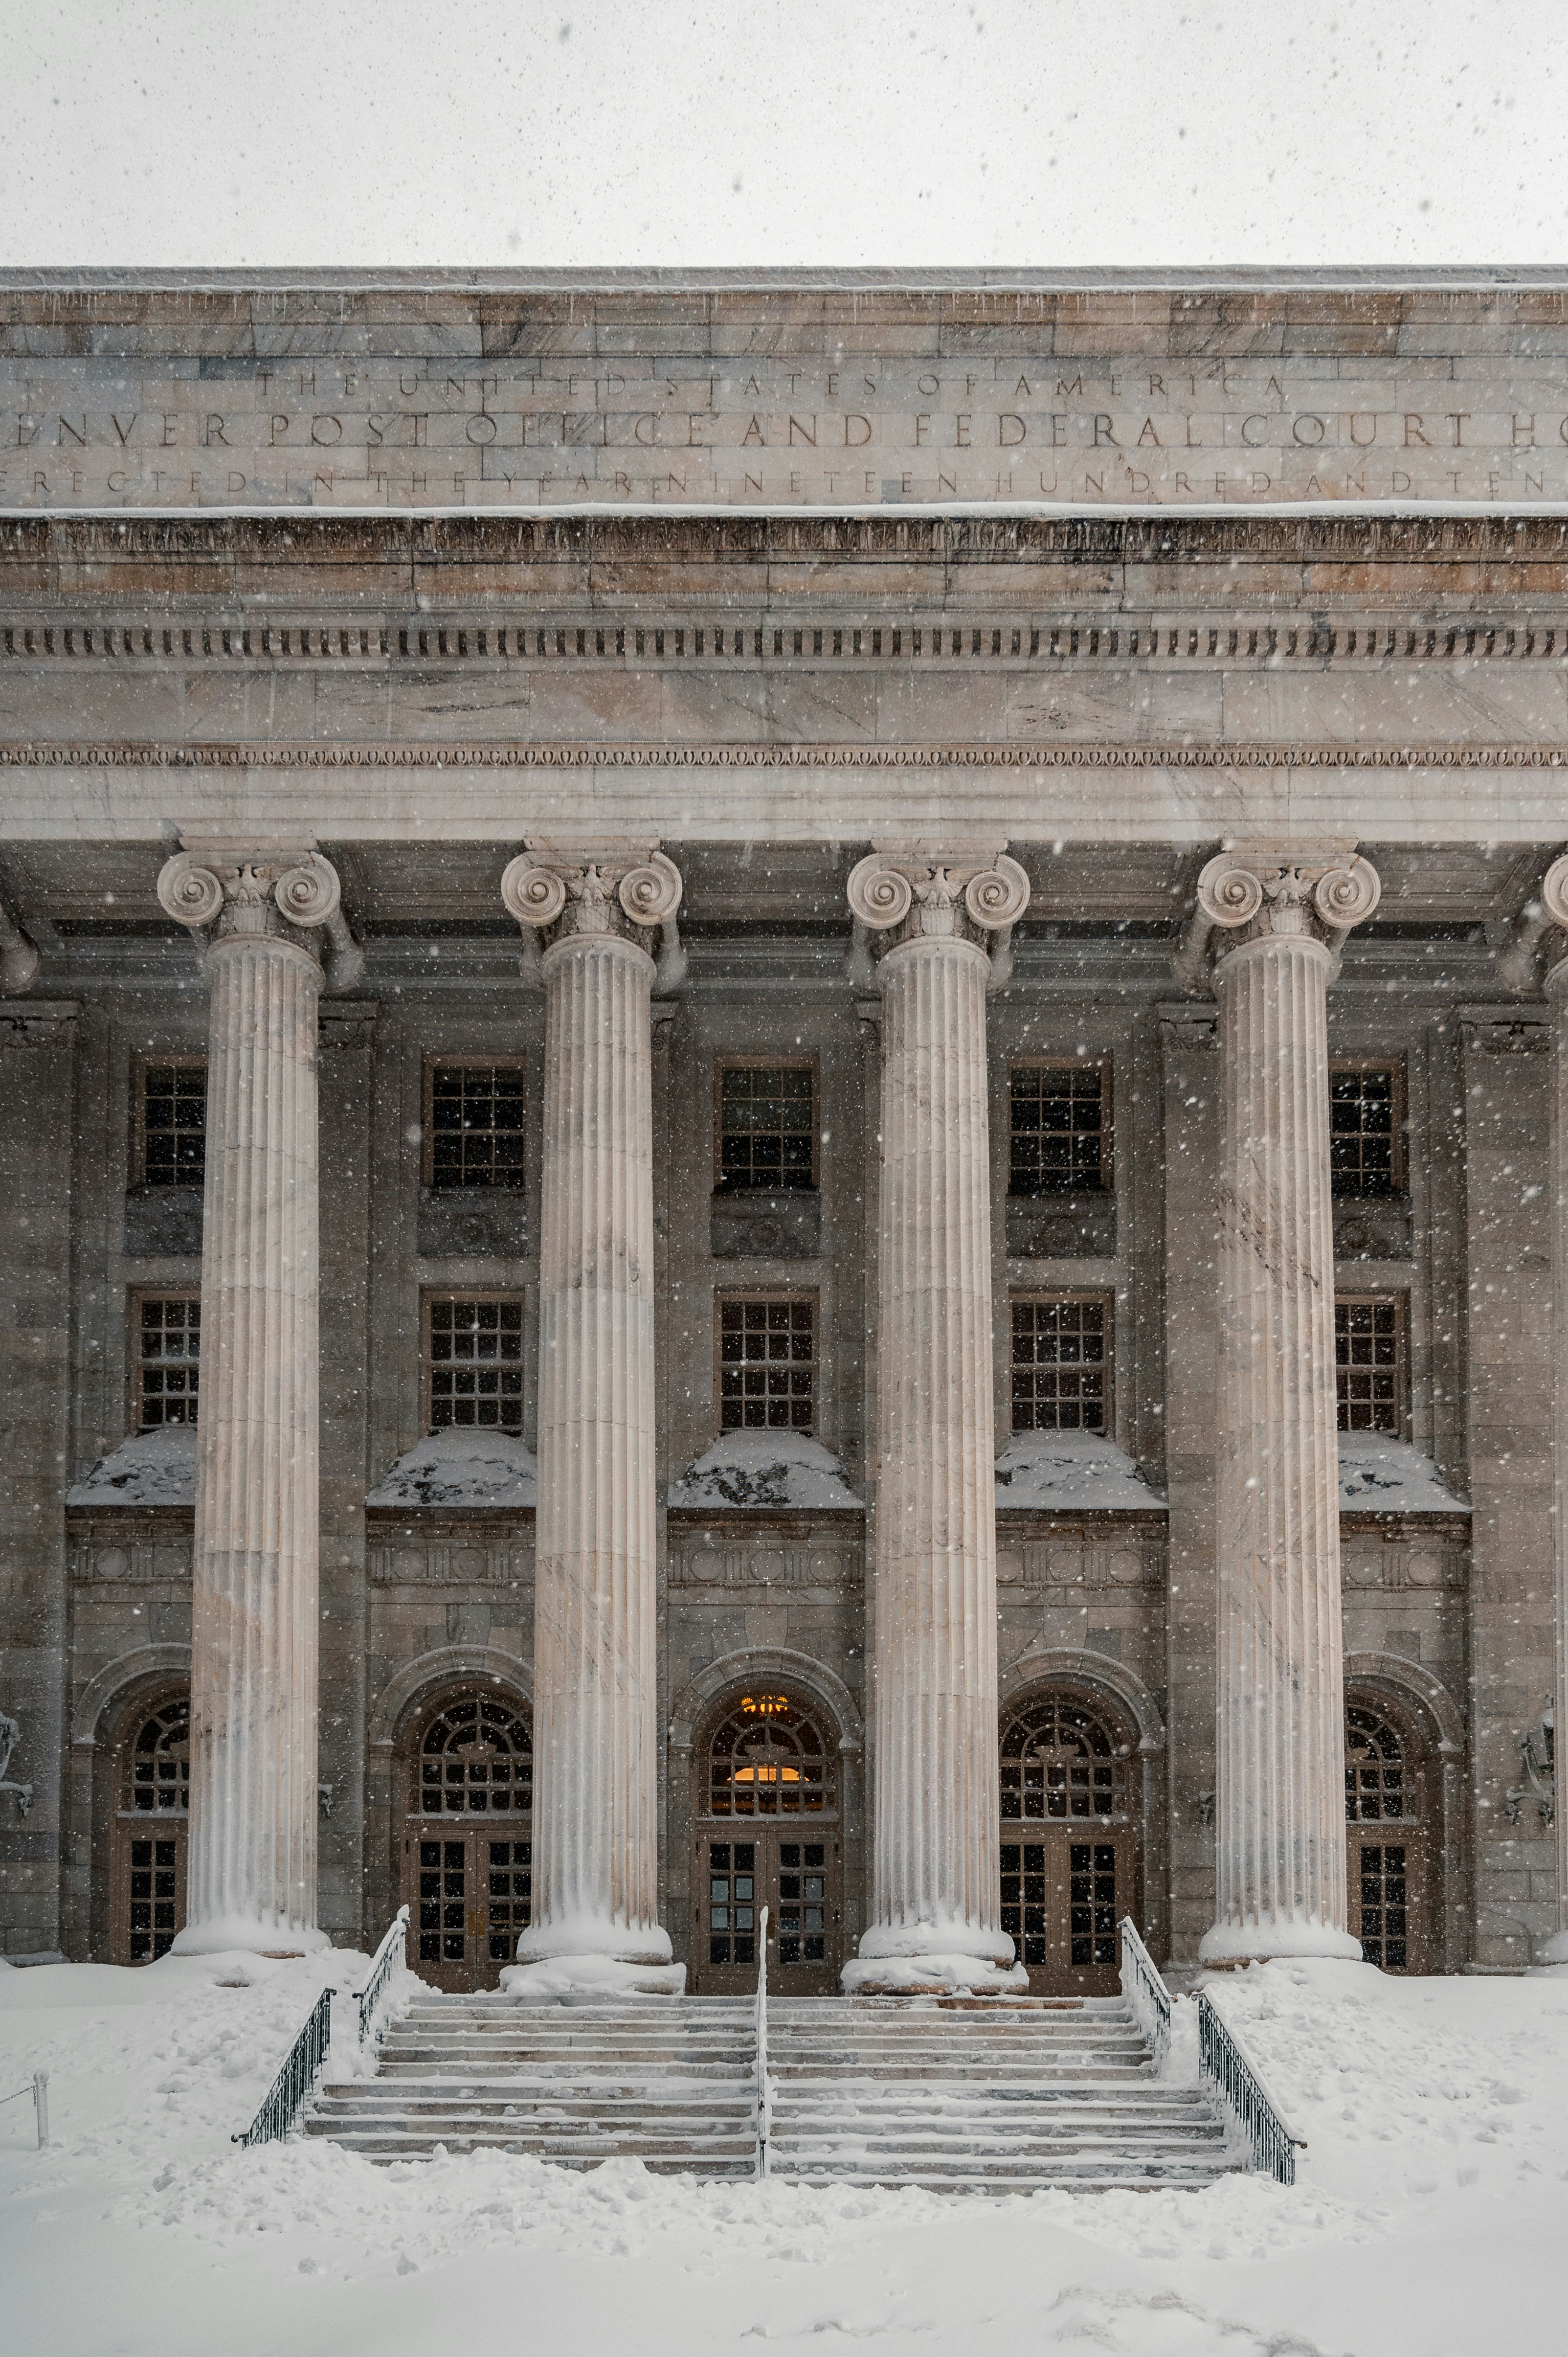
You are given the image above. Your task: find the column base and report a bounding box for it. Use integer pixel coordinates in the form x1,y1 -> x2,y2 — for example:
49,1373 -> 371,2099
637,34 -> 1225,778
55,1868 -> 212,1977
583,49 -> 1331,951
1198,1916 -> 1363,1968
500,1955 -> 687,2004
505,1916 -> 681,2001
171,1916 -> 330,1959
845,1920 -> 1027,1996
1533,1927 -> 1568,1970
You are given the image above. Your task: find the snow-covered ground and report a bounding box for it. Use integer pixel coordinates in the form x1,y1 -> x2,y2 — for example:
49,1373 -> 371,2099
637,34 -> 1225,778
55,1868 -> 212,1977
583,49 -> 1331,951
2,1951 -> 1565,2357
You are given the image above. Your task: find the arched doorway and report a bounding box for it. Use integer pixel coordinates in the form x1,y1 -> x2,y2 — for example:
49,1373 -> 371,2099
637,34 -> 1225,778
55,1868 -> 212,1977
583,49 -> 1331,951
1345,1693 -> 1436,1972
690,1686 -> 843,1994
999,1688 -> 1136,1996
401,1690 -> 533,1993
110,1693 -> 190,1963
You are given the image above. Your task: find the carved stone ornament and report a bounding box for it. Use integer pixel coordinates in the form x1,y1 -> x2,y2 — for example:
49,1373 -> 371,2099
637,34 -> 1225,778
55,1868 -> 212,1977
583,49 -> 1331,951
1542,852 -> 1568,933
500,848 -> 682,944
157,849 -> 341,944
1194,849 -> 1381,961
847,851 -> 1030,945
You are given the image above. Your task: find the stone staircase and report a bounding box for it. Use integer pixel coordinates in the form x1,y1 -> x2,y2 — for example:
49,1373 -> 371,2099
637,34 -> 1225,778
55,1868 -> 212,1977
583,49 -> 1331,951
307,1991 -> 1236,2190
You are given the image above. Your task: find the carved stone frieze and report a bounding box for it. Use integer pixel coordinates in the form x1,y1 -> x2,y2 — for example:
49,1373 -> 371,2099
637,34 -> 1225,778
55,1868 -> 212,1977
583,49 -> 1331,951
369,1528 -> 535,1587
1332,1194 -> 1412,1261
709,1189 -> 821,1261
996,1537 -> 1165,1592
1006,1195 -> 1117,1260
669,1527 -> 863,1591
123,1184 -> 203,1258
416,1187 -> 530,1259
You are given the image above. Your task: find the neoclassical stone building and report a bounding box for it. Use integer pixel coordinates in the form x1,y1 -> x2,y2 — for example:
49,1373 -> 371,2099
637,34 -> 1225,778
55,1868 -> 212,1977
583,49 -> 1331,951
1,269 -> 1566,1993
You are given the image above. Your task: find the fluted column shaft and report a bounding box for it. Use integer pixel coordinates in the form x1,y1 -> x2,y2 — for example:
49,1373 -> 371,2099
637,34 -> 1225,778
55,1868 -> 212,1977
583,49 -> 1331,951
504,848 -> 682,1973
862,931 -> 1010,1963
846,849 -> 1029,1986
1196,849 -> 1378,1965
158,848 -> 339,1956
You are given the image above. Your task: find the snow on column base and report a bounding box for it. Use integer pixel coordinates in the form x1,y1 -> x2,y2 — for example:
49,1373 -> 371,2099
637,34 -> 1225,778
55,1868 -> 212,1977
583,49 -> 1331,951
842,1952 -> 1030,1996
170,1916 -> 330,1959
499,1955 -> 687,2004
514,1914 -> 674,1968
1532,1926 -> 1568,1969
846,1919 -> 1026,1995
1198,1916 -> 1363,1967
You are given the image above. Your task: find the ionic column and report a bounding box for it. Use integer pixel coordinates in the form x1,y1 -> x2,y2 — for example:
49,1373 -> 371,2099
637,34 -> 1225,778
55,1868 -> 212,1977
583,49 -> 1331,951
158,846 -> 340,1955
501,845 -> 683,1994
844,846 -> 1030,1993
1194,847 -> 1381,1966
1533,855 -> 1568,1965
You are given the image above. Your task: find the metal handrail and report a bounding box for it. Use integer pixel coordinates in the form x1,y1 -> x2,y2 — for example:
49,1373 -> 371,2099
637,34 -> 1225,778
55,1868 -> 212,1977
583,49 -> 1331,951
1196,1990 -> 1307,2186
355,1904 -> 410,2049
1117,1916 -> 1172,2070
754,1903 -> 771,2180
234,1986 -> 333,2148
0,2069 -> 48,2147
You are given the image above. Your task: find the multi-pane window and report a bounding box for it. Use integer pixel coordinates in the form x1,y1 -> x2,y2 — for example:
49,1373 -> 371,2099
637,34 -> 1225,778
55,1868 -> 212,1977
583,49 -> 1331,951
139,1062 -> 206,1186
1010,1297 -> 1109,1433
136,1296 -> 200,1428
119,1697 -> 190,1815
717,1063 -> 816,1191
1345,1705 -> 1406,1822
426,1296 -> 524,1433
1336,1297 -> 1403,1434
719,1297 -> 815,1431
427,1063 -> 525,1190
706,1841 -> 757,1968
1008,1064 -> 1109,1195
416,1697 -> 533,1817
1330,1064 -> 1400,1197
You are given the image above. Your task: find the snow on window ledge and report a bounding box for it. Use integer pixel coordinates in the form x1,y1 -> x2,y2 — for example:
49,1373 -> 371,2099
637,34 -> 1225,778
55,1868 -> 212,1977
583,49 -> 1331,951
993,1429 -> 1166,1511
366,1428 -> 538,1509
1337,1436 -> 1468,1513
67,1425 -> 197,1508
667,1430 -> 862,1511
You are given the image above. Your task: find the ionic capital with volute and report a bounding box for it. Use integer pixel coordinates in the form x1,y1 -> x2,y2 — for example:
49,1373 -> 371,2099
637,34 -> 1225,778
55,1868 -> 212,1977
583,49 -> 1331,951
157,845 -> 341,947
1174,845 -> 1381,992
501,843 -> 683,947
846,845 -> 1030,983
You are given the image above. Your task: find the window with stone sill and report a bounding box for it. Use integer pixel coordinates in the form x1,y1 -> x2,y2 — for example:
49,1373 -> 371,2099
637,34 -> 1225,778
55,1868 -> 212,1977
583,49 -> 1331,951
718,1296 -> 816,1432
424,1294 -> 525,1434
716,1060 -> 817,1192
134,1293 -> 200,1428
424,1061 -> 526,1191
1010,1296 -> 1110,1434
1335,1296 -> 1405,1435
1008,1062 -> 1110,1196
1330,1062 -> 1404,1198
134,1059 -> 206,1187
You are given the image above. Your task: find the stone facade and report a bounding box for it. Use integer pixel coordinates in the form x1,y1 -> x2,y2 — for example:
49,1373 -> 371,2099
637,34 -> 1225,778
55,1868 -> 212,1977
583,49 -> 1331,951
0,272 -> 1565,1983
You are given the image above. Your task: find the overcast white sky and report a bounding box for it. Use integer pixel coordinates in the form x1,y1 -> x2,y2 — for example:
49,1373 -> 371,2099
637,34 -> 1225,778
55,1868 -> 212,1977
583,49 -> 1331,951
1,1 -> 1564,270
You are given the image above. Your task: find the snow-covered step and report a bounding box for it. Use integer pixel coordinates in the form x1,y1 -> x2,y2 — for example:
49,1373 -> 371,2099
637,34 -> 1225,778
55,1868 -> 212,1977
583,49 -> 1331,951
307,1991 -> 1239,2189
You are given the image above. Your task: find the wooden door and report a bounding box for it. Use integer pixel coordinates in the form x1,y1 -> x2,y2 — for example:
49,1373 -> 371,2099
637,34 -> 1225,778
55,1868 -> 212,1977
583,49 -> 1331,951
408,1828 -> 533,1993
691,1828 -> 843,1994
1001,1827 -> 1128,1997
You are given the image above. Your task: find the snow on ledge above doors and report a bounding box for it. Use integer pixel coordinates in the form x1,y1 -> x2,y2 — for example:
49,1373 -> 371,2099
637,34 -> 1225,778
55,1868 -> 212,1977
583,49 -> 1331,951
66,1424 -> 196,1507
994,1430 -> 1166,1511
668,1430 -> 863,1511
366,1428 -> 538,1509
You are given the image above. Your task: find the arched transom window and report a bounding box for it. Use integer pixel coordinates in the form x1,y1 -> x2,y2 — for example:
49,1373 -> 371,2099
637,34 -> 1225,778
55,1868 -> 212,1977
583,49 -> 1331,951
119,1695 -> 190,1814
1345,1703 -> 1408,1821
414,1695 -> 533,1816
707,1692 -> 834,1817
1000,1692 -> 1131,1821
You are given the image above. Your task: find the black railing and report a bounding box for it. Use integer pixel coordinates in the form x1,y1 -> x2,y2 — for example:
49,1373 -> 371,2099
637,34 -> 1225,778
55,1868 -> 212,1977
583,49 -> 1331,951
1196,1991 -> 1305,2185
356,1904 -> 410,2049
1117,1917 -> 1171,2070
233,1987 -> 333,2148
754,1904 -> 772,2181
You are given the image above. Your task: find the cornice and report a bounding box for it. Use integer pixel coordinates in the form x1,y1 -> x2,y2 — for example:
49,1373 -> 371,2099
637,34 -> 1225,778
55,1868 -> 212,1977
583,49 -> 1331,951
3,739 -> 1567,772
